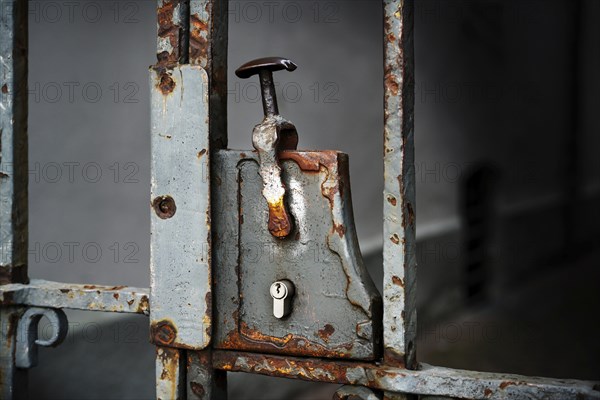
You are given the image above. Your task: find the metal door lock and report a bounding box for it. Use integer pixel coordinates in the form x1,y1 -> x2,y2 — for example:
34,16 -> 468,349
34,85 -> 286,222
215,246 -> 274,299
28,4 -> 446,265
269,280 -> 295,319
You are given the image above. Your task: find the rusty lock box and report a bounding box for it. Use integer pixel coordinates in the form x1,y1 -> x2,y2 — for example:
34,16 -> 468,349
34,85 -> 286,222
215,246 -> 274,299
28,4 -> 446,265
212,57 -> 382,360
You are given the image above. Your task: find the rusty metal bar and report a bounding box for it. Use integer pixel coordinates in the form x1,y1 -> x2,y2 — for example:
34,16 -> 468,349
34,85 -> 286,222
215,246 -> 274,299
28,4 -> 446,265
189,0 -> 228,150
156,346 -> 186,399
382,0 -> 417,370
212,350 -> 600,400
0,0 -> 28,286
156,0 -> 190,66
1,307 -> 26,400
0,280 -> 149,314
187,350 -> 227,400
1,1 -> 28,397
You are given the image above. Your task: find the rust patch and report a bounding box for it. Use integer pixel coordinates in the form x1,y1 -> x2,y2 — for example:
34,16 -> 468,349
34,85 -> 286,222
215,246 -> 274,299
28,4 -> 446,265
189,14 -> 209,64
212,350 -> 357,384
113,293 -> 120,300
267,198 -> 293,238
1,84 -> 7,94
383,347 -> 407,368
0,265 -> 28,285
157,71 -> 176,95
484,388 -> 493,397
390,234 -> 400,245
317,324 -> 335,343
137,295 -> 150,313
156,0 -> 184,66
391,276 -> 404,287
190,381 -> 205,397
387,195 -> 397,206
83,285 -> 97,290
59,289 -> 71,294
152,320 -> 177,346
204,291 -> 212,340
279,150 -> 338,172
333,224 -> 346,238
198,149 -> 207,158
385,73 -> 399,96
499,381 -> 517,390
110,285 -> 127,291
219,321 -> 355,359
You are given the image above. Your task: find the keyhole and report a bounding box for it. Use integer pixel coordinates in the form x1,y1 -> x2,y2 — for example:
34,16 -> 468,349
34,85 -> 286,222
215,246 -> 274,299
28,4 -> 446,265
276,283 -> 281,295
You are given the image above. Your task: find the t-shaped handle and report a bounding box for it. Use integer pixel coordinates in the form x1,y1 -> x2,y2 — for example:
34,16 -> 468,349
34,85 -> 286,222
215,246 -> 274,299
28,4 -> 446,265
235,57 -> 298,117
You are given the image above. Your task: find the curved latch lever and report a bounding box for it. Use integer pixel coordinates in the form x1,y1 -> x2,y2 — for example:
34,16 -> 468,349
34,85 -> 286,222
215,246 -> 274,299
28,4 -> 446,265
236,57 -> 299,238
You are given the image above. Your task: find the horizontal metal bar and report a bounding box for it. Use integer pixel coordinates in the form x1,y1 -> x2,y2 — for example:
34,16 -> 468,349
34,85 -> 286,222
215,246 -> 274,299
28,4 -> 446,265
0,279 -> 149,315
212,350 -> 600,400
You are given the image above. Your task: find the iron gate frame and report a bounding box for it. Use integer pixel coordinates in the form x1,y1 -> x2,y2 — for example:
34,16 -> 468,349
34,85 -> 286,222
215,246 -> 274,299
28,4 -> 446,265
1,0 -> 599,399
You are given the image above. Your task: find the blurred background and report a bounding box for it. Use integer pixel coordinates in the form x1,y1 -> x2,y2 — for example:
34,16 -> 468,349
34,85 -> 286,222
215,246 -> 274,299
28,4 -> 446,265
23,0 -> 600,398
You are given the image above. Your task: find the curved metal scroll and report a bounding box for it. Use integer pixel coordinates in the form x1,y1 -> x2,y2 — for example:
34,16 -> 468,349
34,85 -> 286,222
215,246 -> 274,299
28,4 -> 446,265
16,307 -> 68,369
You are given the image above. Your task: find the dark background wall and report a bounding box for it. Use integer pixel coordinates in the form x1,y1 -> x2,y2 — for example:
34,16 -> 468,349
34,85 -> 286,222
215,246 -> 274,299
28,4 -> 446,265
23,0 -> 600,398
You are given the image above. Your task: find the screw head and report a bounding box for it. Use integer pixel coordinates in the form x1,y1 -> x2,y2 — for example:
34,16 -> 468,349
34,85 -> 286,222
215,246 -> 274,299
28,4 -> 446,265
153,195 -> 176,219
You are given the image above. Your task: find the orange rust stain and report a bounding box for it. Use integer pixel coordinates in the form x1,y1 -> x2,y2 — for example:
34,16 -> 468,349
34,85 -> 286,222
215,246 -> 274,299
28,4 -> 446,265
219,322 -> 354,359
317,324 -> 335,343
1,84 -> 7,94
333,224 -> 346,238
110,285 -> 127,291
387,195 -> 397,206
156,1 -> 182,66
198,149 -> 207,158
157,347 -> 180,399
391,276 -> 404,287
113,293 -> 120,300
157,71 -> 176,95
279,150 -> 338,172
267,198 -> 293,238
499,381 -> 517,390
484,388 -> 493,397
385,73 -> 399,96
83,285 -> 97,290
137,295 -> 150,313
390,234 -> 400,245
189,14 -> 209,63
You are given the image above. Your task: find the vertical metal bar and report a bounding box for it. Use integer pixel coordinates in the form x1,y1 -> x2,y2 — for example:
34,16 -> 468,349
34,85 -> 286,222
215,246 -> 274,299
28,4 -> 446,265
1,0 -> 28,397
0,0 -> 28,285
187,351 -> 227,400
156,0 -> 190,66
189,0 -> 228,149
156,347 -> 186,400
1,307 -> 26,400
382,0 -> 416,373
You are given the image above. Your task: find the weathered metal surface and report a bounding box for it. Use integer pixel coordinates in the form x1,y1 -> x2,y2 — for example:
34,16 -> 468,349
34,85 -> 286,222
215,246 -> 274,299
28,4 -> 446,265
334,385 -> 382,400
187,350 -> 228,400
251,116 -> 299,238
150,65 -> 212,350
156,0 -> 189,66
190,0 -> 228,150
213,150 -> 381,360
0,0 -> 28,285
0,279 -> 149,314
382,0 -> 417,369
0,307 -> 27,400
156,346 -> 185,400
15,307 -> 67,369
212,351 -> 600,400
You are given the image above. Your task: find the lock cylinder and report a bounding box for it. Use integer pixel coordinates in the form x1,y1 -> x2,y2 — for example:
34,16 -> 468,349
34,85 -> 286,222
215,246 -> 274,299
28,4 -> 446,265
269,280 -> 295,319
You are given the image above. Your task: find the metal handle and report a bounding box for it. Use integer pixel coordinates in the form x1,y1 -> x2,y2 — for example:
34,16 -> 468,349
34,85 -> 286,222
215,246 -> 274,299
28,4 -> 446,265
235,57 -> 298,117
